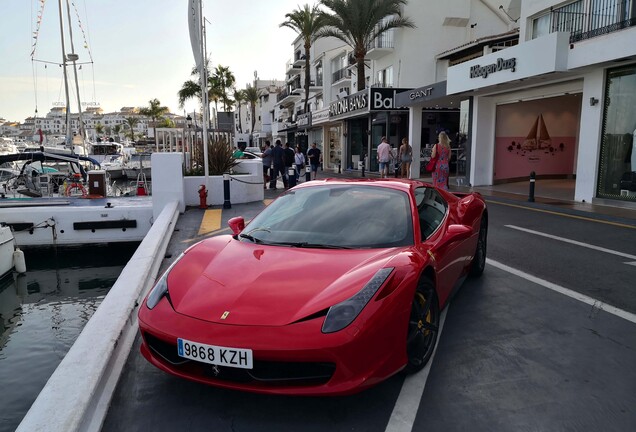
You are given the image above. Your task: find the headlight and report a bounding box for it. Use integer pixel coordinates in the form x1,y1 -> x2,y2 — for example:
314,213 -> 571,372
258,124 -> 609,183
322,268 -> 394,333
146,254 -> 183,310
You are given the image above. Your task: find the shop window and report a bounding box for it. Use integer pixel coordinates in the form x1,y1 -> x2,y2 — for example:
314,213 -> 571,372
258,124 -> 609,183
597,65 -> 636,201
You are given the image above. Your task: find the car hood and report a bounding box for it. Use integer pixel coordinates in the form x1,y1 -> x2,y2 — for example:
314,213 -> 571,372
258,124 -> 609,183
166,236 -> 400,326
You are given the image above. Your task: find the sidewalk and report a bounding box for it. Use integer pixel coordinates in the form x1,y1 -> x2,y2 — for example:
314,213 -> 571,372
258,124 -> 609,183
265,168 -> 636,224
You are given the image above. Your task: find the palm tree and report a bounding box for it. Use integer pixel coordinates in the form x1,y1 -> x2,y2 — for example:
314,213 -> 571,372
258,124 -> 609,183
212,65 -> 236,112
112,124 -> 122,141
233,88 -> 246,133
178,74 -> 211,128
95,123 -> 104,137
125,116 -> 139,141
139,98 -> 169,151
319,0 -> 415,91
280,4 -> 327,114
177,78 -> 202,109
243,85 -> 259,136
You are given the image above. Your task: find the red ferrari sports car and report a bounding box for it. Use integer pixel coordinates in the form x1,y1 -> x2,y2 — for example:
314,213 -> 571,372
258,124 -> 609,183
138,179 -> 487,395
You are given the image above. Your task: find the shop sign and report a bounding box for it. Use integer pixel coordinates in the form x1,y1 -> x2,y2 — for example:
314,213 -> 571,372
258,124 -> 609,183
369,88 -> 410,111
470,57 -> 517,79
297,112 -> 311,128
395,81 -> 447,107
312,108 -> 330,124
329,91 -> 368,118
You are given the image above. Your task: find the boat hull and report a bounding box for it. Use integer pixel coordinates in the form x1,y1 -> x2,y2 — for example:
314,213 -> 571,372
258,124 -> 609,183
124,167 -> 152,180
0,226 -> 15,277
0,196 -> 153,248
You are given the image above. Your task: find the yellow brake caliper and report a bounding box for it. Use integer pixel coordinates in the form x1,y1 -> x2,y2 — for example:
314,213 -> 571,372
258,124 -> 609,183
415,292 -> 431,336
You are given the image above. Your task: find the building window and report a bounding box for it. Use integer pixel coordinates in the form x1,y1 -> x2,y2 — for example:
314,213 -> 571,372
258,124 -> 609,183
532,13 -> 551,39
376,66 -> 393,88
315,61 -> 323,86
597,64 -> 636,201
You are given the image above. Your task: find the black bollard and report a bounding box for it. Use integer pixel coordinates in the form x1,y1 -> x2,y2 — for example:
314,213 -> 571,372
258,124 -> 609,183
305,167 -> 311,182
361,160 -> 365,177
528,171 -> 536,202
223,173 -> 232,209
288,167 -> 297,188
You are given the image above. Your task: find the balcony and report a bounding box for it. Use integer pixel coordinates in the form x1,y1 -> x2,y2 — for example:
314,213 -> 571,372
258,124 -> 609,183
293,52 -> 306,68
286,69 -> 301,83
286,60 -> 301,74
366,29 -> 394,60
332,67 -> 351,85
309,76 -> 323,91
548,0 -> 636,43
276,86 -> 301,105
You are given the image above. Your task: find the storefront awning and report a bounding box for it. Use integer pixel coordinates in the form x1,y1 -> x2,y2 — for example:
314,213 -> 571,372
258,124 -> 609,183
395,81 -> 464,109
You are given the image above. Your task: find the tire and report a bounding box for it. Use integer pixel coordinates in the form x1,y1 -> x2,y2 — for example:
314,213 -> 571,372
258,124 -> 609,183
469,215 -> 488,277
405,277 -> 440,374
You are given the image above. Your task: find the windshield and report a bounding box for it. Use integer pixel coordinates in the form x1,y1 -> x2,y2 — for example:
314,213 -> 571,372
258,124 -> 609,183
240,185 -> 414,249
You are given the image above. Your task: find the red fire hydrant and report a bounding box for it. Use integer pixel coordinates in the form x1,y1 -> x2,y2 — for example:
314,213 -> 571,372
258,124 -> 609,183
198,184 -> 208,209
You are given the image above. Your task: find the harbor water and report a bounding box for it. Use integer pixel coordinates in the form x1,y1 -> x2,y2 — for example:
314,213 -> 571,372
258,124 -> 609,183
0,243 -> 138,432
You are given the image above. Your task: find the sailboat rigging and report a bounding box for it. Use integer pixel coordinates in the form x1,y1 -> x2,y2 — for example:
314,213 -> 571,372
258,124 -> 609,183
31,0 -> 94,155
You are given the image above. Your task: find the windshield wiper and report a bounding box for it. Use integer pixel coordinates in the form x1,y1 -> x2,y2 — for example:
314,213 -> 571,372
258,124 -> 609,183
238,233 -> 264,244
238,227 -> 271,244
269,241 -> 353,249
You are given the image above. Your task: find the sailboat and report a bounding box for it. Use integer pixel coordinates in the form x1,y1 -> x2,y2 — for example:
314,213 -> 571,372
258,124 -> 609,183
31,0 -> 91,156
522,114 -> 552,151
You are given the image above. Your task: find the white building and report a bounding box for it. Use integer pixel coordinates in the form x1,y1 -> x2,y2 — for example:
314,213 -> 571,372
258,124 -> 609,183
432,0 -> 636,206
273,0 -> 514,174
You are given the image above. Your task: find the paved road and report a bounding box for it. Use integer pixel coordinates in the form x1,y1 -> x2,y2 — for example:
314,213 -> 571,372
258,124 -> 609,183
102,192 -> 636,432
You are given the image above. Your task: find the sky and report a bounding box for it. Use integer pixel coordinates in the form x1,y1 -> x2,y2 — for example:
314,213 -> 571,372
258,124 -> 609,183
0,0 -> 304,123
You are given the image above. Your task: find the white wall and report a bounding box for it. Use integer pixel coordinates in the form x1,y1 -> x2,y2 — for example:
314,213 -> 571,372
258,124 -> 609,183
576,68 -> 605,202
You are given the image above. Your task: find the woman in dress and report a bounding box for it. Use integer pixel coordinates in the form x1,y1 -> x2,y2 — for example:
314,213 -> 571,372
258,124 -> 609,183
431,131 -> 451,190
398,137 -> 412,178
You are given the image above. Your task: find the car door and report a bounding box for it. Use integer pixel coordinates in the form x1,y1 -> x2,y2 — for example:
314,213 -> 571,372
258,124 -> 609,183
414,186 -> 466,305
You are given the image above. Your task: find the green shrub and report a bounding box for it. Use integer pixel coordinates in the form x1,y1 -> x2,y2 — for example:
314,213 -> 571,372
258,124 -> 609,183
186,138 -> 239,176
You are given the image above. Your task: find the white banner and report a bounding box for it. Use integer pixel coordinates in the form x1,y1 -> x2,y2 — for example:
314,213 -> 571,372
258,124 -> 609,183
188,0 -> 202,70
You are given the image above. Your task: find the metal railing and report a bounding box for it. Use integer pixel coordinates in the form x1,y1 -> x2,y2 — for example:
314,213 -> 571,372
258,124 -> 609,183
367,29 -> 394,50
550,0 -> 635,42
276,89 -> 289,103
332,67 -> 351,83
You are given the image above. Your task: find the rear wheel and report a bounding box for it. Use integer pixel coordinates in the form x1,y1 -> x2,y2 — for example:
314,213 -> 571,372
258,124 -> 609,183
405,277 -> 440,373
469,215 -> 488,277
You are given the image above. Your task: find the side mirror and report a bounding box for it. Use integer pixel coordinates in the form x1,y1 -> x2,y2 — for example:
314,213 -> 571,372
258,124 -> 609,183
228,217 -> 245,235
442,224 -> 473,243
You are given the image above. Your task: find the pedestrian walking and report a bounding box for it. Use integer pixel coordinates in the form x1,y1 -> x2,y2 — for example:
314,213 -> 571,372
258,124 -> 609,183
283,143 -> 295,188
261,141 -> 272,189
377,136 -> 391,178
398,137 -> 413,178
294,146 -> 305,182
431,131 -> 451,190
271,139 -> 286,189
307,142 -> 322,180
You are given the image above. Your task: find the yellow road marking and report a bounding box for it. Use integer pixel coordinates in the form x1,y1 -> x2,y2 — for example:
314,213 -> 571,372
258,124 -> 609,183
488,200 -> 636,229
192,198 -> 274,241
198,209 -> 222,235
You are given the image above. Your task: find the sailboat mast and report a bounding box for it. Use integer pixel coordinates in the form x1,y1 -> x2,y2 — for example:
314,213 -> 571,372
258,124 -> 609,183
65,0 -> 86,148
57,0 -> 73,149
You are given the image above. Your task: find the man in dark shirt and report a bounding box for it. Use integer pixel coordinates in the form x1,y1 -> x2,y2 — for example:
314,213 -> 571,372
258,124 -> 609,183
282,143 -> 295,188
307,142 -> 322,180
271,139 -> 286,189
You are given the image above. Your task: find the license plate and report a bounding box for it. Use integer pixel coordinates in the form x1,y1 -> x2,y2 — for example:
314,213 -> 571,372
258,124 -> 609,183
177,338 -> 253,369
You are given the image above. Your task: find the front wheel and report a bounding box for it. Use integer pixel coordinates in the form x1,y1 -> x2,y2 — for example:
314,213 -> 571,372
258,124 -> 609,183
405,277 -> 440,374
469,215 -> 487,277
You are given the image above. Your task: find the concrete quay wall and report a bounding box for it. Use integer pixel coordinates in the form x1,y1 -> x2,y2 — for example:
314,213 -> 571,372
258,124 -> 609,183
16,154 -> 185,432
